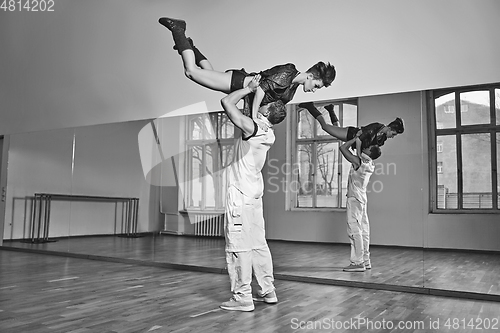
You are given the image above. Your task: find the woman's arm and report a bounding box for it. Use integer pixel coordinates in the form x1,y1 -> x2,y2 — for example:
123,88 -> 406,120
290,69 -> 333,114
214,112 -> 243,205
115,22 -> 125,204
251,86 -> 265,119
355,137 -> 363,158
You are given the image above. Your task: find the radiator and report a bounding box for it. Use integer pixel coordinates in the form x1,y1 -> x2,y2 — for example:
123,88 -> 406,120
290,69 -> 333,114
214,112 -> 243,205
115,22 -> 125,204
193,213 -> 224,236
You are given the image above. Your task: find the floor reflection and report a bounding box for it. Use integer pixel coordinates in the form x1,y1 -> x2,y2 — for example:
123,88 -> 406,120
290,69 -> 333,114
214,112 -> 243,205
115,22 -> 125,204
3,234 -> 499,297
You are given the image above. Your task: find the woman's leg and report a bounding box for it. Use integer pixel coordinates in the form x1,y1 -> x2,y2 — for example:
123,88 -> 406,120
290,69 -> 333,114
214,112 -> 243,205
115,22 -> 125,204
324,104 -> 339,126
159,17 -> 232,93
174,37 -> 213,70
180,51 -> 233,93
299,102 -> 348,140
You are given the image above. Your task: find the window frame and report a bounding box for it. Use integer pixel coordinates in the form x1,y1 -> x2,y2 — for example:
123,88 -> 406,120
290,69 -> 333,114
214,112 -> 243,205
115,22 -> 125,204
428,83 -> 500,213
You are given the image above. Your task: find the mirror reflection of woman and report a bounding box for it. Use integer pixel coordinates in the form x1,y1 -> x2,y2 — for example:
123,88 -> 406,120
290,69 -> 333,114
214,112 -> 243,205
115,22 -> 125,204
299,102 -> 404,157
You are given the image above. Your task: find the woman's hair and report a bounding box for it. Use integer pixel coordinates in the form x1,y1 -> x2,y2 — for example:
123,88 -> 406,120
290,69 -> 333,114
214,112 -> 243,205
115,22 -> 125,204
388,117 -> 404,134
306,61 -> 336,87
267,100 -> 287,125
367,145 -> 382,160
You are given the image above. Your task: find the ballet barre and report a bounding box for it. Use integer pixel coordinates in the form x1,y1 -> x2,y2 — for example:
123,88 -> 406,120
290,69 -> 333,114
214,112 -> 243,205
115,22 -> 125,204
27,193 -> 140,243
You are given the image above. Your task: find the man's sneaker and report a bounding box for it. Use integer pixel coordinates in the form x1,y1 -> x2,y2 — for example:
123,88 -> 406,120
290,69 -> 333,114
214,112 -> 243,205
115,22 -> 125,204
343,263 -> 366,272
253,291 -> 278,304
364,262 -> 372,269
220,296 -> 254,312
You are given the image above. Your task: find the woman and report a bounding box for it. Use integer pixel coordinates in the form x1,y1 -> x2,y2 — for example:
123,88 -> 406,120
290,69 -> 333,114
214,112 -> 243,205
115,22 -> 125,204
158,17 -> 336,119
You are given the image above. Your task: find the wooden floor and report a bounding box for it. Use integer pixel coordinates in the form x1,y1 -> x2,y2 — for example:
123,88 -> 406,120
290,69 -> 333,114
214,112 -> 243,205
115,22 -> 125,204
3,234 -> 500,299
1,250 -> 500,333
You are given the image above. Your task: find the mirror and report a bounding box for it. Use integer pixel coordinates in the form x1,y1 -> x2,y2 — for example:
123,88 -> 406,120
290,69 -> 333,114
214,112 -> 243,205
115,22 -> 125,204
423,88 -> 500,299
2,88 -> 498,301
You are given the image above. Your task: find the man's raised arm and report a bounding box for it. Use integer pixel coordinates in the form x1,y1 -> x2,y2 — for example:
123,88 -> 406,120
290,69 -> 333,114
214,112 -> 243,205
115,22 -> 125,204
340,137 -> 361,170
221,75 -> 261,137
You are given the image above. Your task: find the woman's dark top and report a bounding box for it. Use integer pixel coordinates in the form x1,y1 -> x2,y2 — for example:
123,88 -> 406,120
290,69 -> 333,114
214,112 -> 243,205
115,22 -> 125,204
258,63 -> 300,106
347,122 -> 387,149
241,63 -> 300,116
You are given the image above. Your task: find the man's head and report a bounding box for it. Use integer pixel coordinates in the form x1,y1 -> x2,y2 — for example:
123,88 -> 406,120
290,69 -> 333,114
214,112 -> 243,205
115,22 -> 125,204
260,100 -> 287,125
362,145 -> 381,160
385,117 -> 404,138
303,61 -> 336,93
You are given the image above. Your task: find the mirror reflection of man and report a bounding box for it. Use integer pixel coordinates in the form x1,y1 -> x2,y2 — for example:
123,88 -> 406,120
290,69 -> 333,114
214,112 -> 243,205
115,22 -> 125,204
339,136 -> 381,272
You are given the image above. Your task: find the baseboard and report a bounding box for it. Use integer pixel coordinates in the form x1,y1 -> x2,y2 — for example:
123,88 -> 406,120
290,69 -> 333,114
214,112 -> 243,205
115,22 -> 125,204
159,230 -> 185,236
4,232 -> 156,243
267,238 -> 500,253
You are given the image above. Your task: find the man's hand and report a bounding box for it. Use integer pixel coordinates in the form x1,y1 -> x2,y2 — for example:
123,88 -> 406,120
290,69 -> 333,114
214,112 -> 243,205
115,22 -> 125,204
247,74 -> 261,92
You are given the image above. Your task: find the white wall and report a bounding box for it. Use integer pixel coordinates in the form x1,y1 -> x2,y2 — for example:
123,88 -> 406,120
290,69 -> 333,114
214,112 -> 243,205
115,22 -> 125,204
3,129 -> 74,239
1,0 -> 500,135
263,92 -> 424,247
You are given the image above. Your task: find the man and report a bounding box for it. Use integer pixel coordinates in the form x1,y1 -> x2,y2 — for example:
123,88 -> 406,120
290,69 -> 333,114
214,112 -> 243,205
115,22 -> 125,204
339,136 -> 381,272
218,75 -> 285,311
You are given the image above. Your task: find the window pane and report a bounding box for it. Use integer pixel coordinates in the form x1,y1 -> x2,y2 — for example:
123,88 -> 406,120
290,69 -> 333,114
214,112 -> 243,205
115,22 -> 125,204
317,104 -> 338,137
297,109 -> 314,139
460,91 -> 490,126
221,144 -> 233,208
462,133 -> 492,208
342,102 -> 358,127
435,93 -> 456,129
296,144 -> 313,207
204,114 -> 217,140
220,113 -> 234,139
188,146 -> 203,208
315,142 -> 339,207
205,144 -> 216,208
436,135 -> 457,209
189,116 -> 203,140
496,89 -> 500,126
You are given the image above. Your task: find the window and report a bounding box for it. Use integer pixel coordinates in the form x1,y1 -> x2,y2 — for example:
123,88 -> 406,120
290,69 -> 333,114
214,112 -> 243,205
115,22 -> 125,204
437,161 -> 443,174
431,83 -> 500,211
290,101 -> 358,209
184,112 -> 234,211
